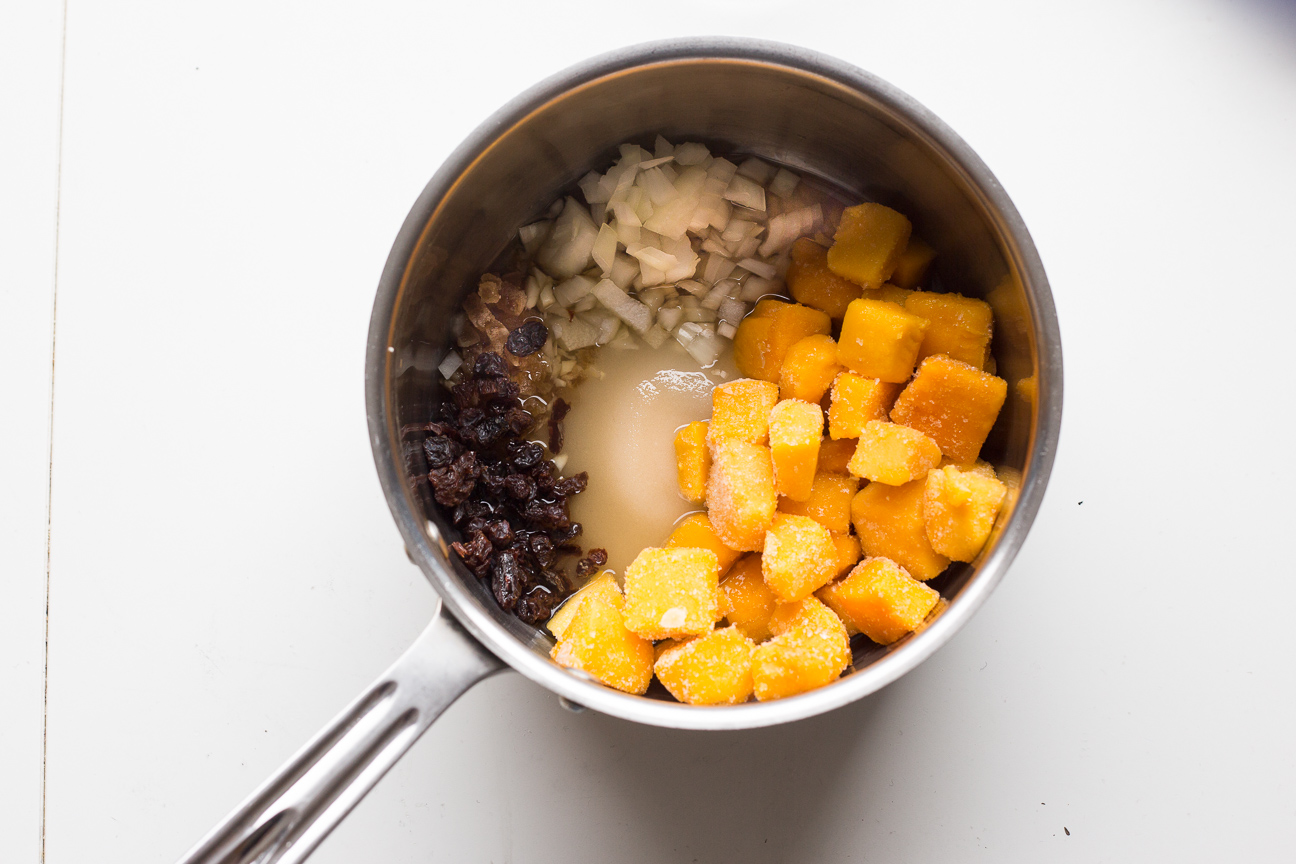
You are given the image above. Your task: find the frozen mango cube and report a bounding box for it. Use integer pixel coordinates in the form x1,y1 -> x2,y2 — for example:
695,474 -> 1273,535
850,479 -> 950,581
817,557 -> 939,644
768,399 -> 823,502
706,441 -> 777,552
924,464 -> 1008,562
847,420 -> 942,486
667,512 -> 742,576
818,437 -> 857,474
904,291 -> 994,368
779,334 -> 843,404
761,513 -> 839,603
551,590 -> 654,695
890,355 -> 1007,464
831,532 -> 863,578
719,553 -> 778,641
654,626 -> 756,705
778,471 -> 858,534
546,571 -> 622,641
871,283 -> 914,306
674,421 -> 710,504
732,299 -> 832,381
837,298 -> 929,383
622,547 -> 719,640
787,237 -> 863,319
751,597 -> 851,701
826,203 -> 912,289
888,237 -> 937,290
709,379 -> 779,445
828,372 -> 902,440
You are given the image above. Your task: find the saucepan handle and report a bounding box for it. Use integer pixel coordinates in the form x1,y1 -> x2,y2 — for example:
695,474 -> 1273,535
175,600 -> 504,864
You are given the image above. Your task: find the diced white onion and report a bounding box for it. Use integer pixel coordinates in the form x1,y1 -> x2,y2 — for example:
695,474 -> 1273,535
736,257 -> 777,279
638,166 -> 679,205
613,218 -> 641,246
722,219 -> 761,243
537,197 -> 599,279
579,171 -> 610,204
538,284 -> 557,310
654,135 -> 674,159
643,196 -> 695,240
552,315 -> 599,351
642,324 -> 670,349
553,274 -> 595,307
736,157 -> 775,185
723,175 -> 766,212
519,221 -> 552,254
769,168 -> 800,199
734,235 -> 761,259
524,276 -> 541,309
657,304 -> 684,331
682,307 -> 718,323
592,279 -> 653,334
707,157 -> 738,184
703,253 -> 736,285
739,275 -> 781,302
625,242 -> 678,273
684,331 -> 723,366
580,310 -> 622,346
437,350 -> 463,379
609,252 -> 639,290
552,453 -> 569,472
718,297 -> 747,325
638,286 -> 667,317
701,279 -> 737,310
758,204 -> 821,258
673,142 -> 710,165
677,279 -> 708,297
717,321 -> 738,340
592,223 -> 618,275
571,294 -> 597,313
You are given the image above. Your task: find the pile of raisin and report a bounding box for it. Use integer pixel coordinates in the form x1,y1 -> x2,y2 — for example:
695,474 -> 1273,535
422,351 -> 603,625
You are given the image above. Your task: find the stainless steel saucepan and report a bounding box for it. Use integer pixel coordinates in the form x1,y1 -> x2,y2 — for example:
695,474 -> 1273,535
177,37 -> 1062,864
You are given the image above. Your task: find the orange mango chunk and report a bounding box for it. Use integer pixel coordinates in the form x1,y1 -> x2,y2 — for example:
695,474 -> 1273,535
888,237 -> 937,290
787,237 -> 863,318
674,421 -> 710,504
837,298 -> 929,383
847,420 -> 942,486
709,379 -> 779,445
890,355 -> 1007,464
904,291 -> 994,368
825,203 -> 912,290
751,597 -> 852,701
817,557 -> 939,644
768,399 -> 823,502
828,372 -> 902,439
546,571 -> 621,641
831,532 -> 863,578
850,479 -> 950,581
870,283 -> 914,306
706,440 -> 777,552
654,626 -> 756,705
817,437 -> 857,474
779,334 -> 843,404
667,512 -> 742,576
924,464 -> 1008,562
732,299 -> 831,381
761,513 -> 839,602
719,553 -> 778,642
622,547 -> 719,640
778,471 -> 858,534
551,589 -> 654,695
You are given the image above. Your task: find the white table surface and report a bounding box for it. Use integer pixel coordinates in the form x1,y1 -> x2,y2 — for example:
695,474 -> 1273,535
4,1 -> 1295,861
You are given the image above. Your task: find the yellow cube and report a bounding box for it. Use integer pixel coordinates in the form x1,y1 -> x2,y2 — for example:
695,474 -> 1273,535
837,298 -> 930,383
761,513 -> 839,602
666,512 -> 742,576
847,420 -> 942,486
890,355 -> 1007,464
817,437 -> 857,474
888,237 -> 937,290
779,334 -> 843,404
817,557 -> 939,644
622,547 -> 719,640
831,532 -> 863,578
751,597 -> 852,701
732,299 -> 832,382
709,379 -> 779,446
828,372 -> 902,439
719,554 -> 778,642
768,399 -> 823,502
674,421 -> 710,504
850,479 -> 950,581
546,571 -> 622,641
787,237 -> 863,319
825,203 -> 912,289
706,441 -> 777,552
778,471 -> 858,534
870,283 -> 914,306
904,291 -> 994,368
551,590 -> 654,695
924,464 -> 1008,562
654,626 -> 756,705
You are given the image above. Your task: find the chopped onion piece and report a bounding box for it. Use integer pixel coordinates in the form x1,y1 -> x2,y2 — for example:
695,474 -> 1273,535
736,257 -> 777,279
579,171 -> 610,204
701,236 -> 730,257
677,279 -> 708,297
638,166 -> 679,205
682,307 -> 718,323
659,163 -> 678,182
638,286 -> 667,317
437,350 -> 463,379
701,279 -> 737,310
612,218 -> 641,246
638,156 -> 675,170
673,165 -> 709,197
684,331 -> 724,366
657,304 -> 684,331
538,284 -> 557,310
679,293 -> 701,309
654,135 -> 674,159
717,321 -> 738,340
609,252 -> 639,290
592,279 -> 653,334
722,219 -> 761,243
736,157 -> 775,185
571,294 -> 597,313
554,274 -> 595,307
537,197 -> 599,279
703,252 -> 737,285
524,275 -> 541,308
557,315 -> 600,350
718,297 -> 747,325
625,242 -> 678,273
608,327 -> 640,349
707,157 -> 738,184
581,310 -> 622,345
643,196 -> 695,240
619,143 -> 649,165
591,223 -> 618,275
642,324 -> 670,349
637,261 -> 667,287
758,204 -> 821,258
674,142 -> 710,165
734,235 -> 761,259
519,221 -> 552,254
739,275 -> 781,302
723,175 -> 766,212
769,168 -> 800,199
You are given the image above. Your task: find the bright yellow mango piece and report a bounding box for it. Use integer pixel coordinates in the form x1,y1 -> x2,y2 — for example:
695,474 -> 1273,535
709,379 -> 779,446
551,590 -> 654,695
817,557 -> 939,644
706,440 -> 777,552
778,470 -> 858,534
850,479 -> 950,581
719,554 -> 777,642
890,355 -> 1007,464
837,298 -> 929,383
787,237 -> 863,319
779,334 -> 843,404
622,547 -> 719,640
828,372 -> 902,440
761,513 -> 839,603
546,571 -> 621,641
870,283 -> 914,306
831,532 -> 863,578
768,399 -> 823,502
889,237 -> 937,290
825,203 -> 912,290
847,420 -> 942,486
674,420 -> 710,504
924,464 -> 1008,562
904,291 -> 994,368
732,299 -> 831,382
751,597 -> 851,701
654,626 -> 756,705
666,512 -> 742,577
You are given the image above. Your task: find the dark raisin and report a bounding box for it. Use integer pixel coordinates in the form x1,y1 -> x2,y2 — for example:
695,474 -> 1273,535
503,473 -> 536,500
490,551 -> 523,611
508,441 -> 545,471
484,519 -> 514,548
423,435 -> 460,469
575,547 -> 608,578
506,320 -> 548,357
428,451 -> 478,506
474,351 -> 508,378
548,397 -> 570,453
450,529 -> 493,574
516,587 -> 561,624
522,500 -> 570,530
553,471 -> 588,497
504,407 -> 533,436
